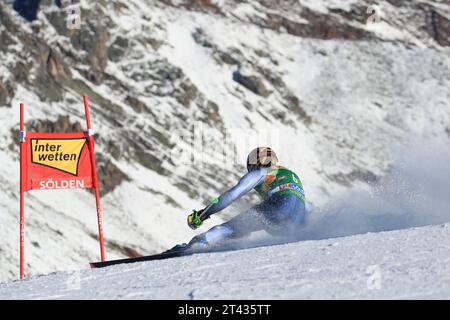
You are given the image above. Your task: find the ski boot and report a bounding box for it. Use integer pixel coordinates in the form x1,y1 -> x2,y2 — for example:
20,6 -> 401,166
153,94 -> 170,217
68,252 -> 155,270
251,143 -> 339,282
164,243 -> 192,254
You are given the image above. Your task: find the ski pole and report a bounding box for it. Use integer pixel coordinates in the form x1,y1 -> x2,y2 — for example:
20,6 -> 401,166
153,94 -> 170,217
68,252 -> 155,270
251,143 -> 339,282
198,197 -> 219,220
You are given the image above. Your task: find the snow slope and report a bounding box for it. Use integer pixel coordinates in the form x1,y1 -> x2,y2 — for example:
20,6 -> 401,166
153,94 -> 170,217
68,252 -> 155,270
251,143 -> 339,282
1,223 -> 450,299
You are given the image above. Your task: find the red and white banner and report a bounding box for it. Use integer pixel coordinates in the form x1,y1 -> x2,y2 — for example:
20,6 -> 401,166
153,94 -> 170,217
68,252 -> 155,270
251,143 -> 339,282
19,96 -> 106,279
22,132 -> 93,191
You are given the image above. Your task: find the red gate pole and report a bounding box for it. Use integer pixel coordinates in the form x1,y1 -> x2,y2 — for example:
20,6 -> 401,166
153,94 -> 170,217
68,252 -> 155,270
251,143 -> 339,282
19,103 -> 26,279
83,96 -> 105,262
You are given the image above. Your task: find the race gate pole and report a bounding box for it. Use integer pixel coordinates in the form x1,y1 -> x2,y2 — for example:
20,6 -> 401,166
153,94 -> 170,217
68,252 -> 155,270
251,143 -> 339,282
83,96 -> 106,262
19,103 -> 26,279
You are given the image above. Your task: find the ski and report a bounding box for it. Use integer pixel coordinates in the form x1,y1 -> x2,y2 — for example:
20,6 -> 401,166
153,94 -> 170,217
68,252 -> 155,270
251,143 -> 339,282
89,249 -> 195,269
89,240 -> 252,269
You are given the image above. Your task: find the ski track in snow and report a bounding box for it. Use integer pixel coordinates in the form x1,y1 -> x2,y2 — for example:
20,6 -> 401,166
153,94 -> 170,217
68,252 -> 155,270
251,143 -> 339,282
1,223 -> 450,299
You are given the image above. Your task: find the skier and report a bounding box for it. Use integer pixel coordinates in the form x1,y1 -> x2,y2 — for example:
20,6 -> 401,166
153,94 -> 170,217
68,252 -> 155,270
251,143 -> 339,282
173,147 -> 307,251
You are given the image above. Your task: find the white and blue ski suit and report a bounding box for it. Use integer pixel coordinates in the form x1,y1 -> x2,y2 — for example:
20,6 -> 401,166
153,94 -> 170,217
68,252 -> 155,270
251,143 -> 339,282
189,166 -> 307,246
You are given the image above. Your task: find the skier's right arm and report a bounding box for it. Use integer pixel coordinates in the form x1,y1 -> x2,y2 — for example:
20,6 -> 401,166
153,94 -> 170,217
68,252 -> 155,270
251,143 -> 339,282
202,168 -> 267,217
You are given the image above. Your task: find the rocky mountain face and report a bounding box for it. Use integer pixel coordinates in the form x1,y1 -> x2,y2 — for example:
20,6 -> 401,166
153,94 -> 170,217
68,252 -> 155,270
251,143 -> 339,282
0,0 -> 449,282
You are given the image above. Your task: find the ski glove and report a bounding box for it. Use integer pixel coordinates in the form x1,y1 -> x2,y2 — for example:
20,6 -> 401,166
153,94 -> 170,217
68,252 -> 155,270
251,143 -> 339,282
187,209 -> 206,230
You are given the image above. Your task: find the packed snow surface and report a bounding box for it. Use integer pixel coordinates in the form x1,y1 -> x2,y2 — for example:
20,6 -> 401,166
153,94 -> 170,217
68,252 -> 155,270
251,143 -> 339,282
1,223 -> 450,299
